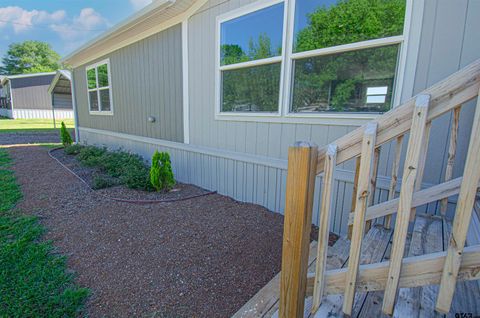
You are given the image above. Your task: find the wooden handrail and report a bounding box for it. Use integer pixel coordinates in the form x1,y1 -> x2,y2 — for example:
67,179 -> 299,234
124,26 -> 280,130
315,59 -> 480,175
305,244 -> 480,296
279,59 -> 480,318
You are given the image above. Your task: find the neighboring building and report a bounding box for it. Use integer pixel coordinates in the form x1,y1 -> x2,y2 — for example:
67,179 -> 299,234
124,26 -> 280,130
63,0 -> 480,235
0,72 -> 74,119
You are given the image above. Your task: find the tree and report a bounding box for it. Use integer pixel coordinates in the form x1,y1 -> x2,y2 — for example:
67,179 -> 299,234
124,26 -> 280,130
0,41 -> 61,75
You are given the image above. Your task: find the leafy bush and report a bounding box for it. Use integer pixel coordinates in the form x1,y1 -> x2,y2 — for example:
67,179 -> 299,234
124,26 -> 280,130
77,146 -> 106,167
64,144 -> 84,155
92,176 -> 116,189
74,146 -> 153,190
150,151 -> 175,192
60,122 -> 73,147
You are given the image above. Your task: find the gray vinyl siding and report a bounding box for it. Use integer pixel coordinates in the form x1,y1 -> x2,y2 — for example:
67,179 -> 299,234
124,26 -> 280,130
53,93 -> 73,109
10,75 -> 54,110
73,24 -> 183,143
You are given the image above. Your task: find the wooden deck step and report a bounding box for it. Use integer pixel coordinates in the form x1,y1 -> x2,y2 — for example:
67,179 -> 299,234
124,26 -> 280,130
232,236 -> 351,318
393,215 -> 444,318
308,224 -> 392,318
355,228 -> 412,318
444,218 -> 480,317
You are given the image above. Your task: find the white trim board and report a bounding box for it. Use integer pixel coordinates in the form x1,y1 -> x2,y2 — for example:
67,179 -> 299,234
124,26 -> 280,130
182,20 -> 190,144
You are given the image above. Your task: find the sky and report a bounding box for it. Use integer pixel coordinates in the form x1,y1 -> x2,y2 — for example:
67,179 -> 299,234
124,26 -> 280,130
0,0 -> 154,64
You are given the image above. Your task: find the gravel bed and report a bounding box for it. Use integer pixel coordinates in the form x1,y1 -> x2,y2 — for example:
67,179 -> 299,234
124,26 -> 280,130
0,131 -> 74,145
50,148 -> 211,200
8,145 -> 283,317
8,145 -> 337,317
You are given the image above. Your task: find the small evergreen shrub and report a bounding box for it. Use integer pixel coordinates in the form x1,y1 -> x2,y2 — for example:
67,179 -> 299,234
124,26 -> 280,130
60,122 -> 73,147
150,151 -> 175,192
64,144 -> 84,155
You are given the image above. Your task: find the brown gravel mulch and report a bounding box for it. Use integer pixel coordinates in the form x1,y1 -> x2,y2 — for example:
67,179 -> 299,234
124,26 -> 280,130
7,145 -> 338,318
9,145 -> 285,318
0,130 -> 74,145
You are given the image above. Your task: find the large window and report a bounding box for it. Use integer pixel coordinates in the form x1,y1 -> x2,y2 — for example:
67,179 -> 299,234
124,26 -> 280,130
218,1 -> 285,113
86,59 -> 113,114
216,0 -> 407,117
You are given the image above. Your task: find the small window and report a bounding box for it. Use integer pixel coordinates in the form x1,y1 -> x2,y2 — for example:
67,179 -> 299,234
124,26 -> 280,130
86,60 -> 113,114
218,2 -> 285,113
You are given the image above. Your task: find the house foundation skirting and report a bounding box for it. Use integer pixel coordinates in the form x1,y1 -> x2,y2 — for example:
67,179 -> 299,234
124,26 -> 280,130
13,109 -> 73,119
78,126 -> 447,235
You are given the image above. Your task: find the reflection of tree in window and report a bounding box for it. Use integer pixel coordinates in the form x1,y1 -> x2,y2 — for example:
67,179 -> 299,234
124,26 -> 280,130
292,45 -> 399,112
291,0 -> 406,113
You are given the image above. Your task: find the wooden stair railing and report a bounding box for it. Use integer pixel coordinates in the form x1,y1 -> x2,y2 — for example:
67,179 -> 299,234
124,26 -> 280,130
279,58 -> 480,318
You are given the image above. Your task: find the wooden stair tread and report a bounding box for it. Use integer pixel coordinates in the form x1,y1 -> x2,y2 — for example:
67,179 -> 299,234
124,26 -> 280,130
356,228 -> 412,318
444,218 -> 480,317
308,224 -> 392,318
393,215 -> 444,318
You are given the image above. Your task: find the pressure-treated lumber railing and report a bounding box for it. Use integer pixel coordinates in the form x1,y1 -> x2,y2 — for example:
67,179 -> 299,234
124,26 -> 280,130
279,59 -> 480,317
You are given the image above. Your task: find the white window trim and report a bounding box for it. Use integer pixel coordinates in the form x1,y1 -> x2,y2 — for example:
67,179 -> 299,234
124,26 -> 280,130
86,58 -> 114,116
214,0 -> 413,124
215,0 -> 287,119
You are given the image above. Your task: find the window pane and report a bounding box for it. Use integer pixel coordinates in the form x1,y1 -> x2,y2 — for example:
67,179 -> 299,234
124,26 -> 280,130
291,45 -> 399,113
97,64 -> 109,87
100,89 -> 111,111
87,68 -> 97,89
221,63 -> 281,112
293,0 -> 406,53
89,91 -> 99,111
220,3 -> 284,65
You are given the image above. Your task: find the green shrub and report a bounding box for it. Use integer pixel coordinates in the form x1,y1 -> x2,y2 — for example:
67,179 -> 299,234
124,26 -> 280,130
121,166 -> 153,191
150,151 -> 175,192
59,122 -> 73,147
64,144 -> 84,155
92,176 -> 115,189
77,146 -> 106,167
75,146 -> 153,190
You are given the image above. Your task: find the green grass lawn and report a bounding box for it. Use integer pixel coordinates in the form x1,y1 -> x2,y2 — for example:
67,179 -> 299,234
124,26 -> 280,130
0,118 -> 75,133
0,149 -> 89,317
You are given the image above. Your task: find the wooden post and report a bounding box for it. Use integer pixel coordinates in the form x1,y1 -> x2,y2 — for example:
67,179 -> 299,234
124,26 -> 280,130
385,135 -> 404,229
348,157 -> 361,239
440,106 -> 461,215
435,94 -> 480,313
366,147 -> 380,233
311,144 -> 337,313
343,122 -> 378,316
382,94 -> 430,315
279,141 -> 318,318
409,121 -> 431,221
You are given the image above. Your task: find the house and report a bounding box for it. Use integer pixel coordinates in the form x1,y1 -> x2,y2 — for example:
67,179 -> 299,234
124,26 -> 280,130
62,0 -> 480,236
0,72 -> 74,119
